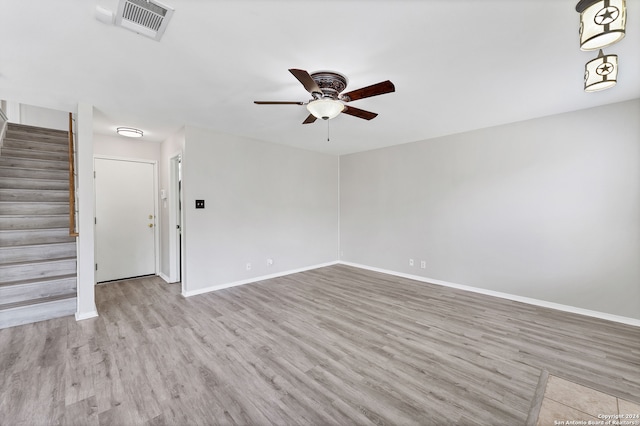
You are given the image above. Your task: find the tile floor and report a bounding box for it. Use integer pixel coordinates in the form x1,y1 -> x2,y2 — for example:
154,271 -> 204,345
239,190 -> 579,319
537,375 -> 640,426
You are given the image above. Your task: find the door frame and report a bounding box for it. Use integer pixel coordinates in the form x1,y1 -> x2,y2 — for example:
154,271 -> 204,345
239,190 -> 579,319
93,155 -> 159,281
168,152 -> 183,286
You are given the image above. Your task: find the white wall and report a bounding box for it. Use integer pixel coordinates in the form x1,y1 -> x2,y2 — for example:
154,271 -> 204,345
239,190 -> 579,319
10,103 -> 69,131
94,133 -> 161,161
181,126 -> 339,293
340,99 -> 640,320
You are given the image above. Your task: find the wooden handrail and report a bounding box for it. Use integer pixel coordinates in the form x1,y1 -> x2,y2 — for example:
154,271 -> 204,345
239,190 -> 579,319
68,112 -> 79,237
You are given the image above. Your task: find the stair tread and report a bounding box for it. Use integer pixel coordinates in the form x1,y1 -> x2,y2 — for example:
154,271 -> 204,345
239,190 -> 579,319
0,256 -> 76,268
0,292 -> 76,311
0,227 -> 72,232
0,205 -> 71,215
1,145 -> 68,152
0,213 -> 69,221
0,226 -> 71,232
1,147 -> 68,157
0,272 -> 76,286
6,124 -> 69,137
0,200 -> 69,204
0,187 -> 69,193
0,175 -> 68,182
0,241 -> 75,249
0,228 -> 76,245
0,273 -> 76,287
3,136 -> 68,143
0,166 -> 67,175
0,214 -> 68,218
0,157 -> 68,165
0,242 -> 77,264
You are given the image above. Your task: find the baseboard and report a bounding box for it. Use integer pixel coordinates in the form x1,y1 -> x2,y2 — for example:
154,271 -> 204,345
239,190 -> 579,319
158,272 -> 172,283
339,261 -> 640,328
75,310 -> 99,321
182,261 -> 340,298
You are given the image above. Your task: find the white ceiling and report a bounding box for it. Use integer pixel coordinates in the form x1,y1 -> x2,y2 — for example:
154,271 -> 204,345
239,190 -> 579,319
1,0 -> 638,155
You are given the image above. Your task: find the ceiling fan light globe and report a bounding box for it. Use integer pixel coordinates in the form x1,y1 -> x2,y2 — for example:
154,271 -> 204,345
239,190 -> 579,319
306,99 -> 344,120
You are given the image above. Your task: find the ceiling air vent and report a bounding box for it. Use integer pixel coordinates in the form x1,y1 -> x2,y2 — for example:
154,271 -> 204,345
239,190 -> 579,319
115,0 -> 174,41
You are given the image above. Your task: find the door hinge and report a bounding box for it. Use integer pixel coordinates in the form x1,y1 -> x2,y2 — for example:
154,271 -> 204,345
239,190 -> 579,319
94,171 -> 96,178
94,217 -> 97,224
95,263 -> 98,271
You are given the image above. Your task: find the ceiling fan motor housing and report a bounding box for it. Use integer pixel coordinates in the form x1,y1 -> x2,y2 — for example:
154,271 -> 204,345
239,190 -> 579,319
310,71 -> 348,99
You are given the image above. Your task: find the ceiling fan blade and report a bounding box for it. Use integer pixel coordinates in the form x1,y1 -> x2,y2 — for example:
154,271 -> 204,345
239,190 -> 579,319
341,80 -> 395,102
302,114 -> 317,124
254,101 -> 304,105
289,69 -> 322,95
342,105 -> 378,120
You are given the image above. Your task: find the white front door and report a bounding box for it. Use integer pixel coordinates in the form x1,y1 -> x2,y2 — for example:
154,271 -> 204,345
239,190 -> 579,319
94,157 -> 157,282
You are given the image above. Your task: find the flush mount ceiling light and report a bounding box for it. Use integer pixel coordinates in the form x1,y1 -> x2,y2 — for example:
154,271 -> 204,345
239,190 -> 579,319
306,98 -> 345,120
584,49 -> 618,91
576,0 -> 626,50
116,127 -> 143,138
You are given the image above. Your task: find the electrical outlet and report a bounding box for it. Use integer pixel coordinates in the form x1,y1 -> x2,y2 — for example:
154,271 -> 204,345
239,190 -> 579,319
267,258 -> 273,266
246,263 -> 251,271
420,260 -> 426,269
409,259 -> 414,266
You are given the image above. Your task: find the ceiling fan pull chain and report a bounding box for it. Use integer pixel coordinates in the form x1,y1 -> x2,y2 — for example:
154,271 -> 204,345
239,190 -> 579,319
327,119 -> 330,142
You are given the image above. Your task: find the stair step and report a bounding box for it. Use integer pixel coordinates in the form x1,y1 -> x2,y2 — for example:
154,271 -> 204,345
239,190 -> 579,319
0,166 -> 68,180
0,257 -> 76,282
0,188 -> 69,202
5,124 -> 68,142
0,294 -> 76,329
0,156 -> 68,171
0,214 -> 69,230
0,201 -> 69,215
1,138 -> 69,153
2,135 -> 68,146
0,241 -> 76,263
0,147 -> 69,162
0,274 -> 76,305
0,177 -> 68,190
0,228 -> 75,246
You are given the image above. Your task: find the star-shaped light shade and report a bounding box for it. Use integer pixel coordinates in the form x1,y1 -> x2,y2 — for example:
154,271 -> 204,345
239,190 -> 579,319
577,0 -> 626,50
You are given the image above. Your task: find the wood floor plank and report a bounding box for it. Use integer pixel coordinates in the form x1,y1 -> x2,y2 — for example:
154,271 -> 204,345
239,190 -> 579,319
1,264 -> 639,425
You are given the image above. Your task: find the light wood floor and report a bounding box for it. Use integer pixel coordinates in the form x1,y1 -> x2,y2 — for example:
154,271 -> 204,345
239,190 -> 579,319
1,265 -> 639,425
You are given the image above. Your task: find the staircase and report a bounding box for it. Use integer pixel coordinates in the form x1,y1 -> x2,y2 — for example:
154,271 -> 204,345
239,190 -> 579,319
0,123 -> 77,329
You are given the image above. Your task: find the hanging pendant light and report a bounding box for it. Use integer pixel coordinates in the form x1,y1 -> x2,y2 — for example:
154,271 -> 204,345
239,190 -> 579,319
576,0 -> 626,51
584,49 -> 618,91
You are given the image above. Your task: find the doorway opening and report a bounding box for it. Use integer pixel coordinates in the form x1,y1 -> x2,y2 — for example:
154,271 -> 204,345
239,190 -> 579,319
169,153 -> 183,290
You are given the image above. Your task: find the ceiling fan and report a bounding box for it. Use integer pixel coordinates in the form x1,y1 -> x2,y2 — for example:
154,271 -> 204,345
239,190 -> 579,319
254,69 -> 395,124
